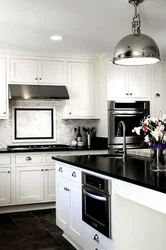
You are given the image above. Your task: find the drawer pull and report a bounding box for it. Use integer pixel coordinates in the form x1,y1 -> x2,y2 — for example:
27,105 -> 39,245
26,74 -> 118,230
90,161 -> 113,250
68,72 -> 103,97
72,171 -> 76,177
94,234 -> 99,242
26,156 -> 32,161
59,167 -> 63,172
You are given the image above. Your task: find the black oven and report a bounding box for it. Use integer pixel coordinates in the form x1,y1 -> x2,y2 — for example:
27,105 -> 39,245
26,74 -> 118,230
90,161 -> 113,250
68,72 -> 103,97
82,173 -> 112,239
108,101 -> 150,149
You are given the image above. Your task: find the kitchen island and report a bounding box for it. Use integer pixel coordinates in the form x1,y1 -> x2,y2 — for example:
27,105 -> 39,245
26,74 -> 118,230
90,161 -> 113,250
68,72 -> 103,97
53,154 -> 166,250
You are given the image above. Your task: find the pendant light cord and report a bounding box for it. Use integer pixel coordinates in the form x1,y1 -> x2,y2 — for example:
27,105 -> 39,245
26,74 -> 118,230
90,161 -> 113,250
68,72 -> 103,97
132,1 -> 141,35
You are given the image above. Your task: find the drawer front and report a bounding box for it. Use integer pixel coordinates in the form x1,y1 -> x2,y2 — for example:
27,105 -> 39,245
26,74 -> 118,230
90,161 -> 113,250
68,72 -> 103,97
68,167 -> 81,184
0,155 -> 11,165
83,222 -> 113,250
15,154 -> 42,165
56,162 -> 68,178
46,152 -> 70,163
82,233 -> 107,250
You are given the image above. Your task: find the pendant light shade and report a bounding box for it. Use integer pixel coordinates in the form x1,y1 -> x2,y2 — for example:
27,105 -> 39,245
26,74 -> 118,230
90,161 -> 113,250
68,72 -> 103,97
113,0 -> 160,66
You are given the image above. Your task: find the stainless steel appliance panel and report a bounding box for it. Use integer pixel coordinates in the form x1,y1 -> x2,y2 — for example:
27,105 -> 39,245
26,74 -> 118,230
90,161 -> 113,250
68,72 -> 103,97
108,101 -> 150,147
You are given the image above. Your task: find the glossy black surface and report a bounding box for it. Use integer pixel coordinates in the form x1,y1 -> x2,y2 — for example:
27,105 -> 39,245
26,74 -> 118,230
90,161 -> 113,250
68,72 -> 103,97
0,145 -> 108,153
53,155 -> 166,194
0,209 -> 75,250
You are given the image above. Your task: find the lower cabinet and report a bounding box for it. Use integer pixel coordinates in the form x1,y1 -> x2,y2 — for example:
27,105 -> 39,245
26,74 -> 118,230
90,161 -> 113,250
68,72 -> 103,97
0,167 -> 11,205
15,165 -> 55,204
56,162 -> 82,245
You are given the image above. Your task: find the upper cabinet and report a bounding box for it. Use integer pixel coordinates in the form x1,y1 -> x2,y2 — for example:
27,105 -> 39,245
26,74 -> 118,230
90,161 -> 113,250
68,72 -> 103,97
0,58 -> 8,119
150,61 -> 166,118
108,62 -> 150,100
10,58 -> 64,85
64,61 -> 97,119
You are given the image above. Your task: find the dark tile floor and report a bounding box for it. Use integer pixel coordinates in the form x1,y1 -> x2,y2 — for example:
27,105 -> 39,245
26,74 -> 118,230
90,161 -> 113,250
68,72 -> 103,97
0,209 -> 76,250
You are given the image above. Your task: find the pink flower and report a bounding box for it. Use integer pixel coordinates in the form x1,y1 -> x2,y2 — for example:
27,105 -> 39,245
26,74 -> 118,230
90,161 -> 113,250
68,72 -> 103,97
142,123 -> 148,132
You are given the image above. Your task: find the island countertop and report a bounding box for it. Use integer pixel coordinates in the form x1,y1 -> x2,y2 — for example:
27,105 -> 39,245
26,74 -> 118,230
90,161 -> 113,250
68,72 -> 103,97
52,154 -> 166,194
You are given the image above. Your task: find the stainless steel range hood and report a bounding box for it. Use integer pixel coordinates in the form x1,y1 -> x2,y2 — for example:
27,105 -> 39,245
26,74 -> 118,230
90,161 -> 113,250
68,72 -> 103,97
9,84 -> 69,100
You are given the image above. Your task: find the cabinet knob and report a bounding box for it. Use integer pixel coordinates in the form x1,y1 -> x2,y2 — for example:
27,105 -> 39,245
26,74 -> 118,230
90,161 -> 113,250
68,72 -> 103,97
126,93 -> 129,95
69,112 -> 71,115
39,77 -> 42,80
93,234 -> 99,242
45,169 -> 48,171
35,77 -> 38,80
66,188 -> 70,191
3,112 -> 6,114
155,93 -> 160,97
130,93 -> 132,95
41,169 -> 44,171
7,171 -> 10,173
72,171 -> 76,178
58,167 -> 63,172
64,187 -> 67,191
26,156 -> 32,161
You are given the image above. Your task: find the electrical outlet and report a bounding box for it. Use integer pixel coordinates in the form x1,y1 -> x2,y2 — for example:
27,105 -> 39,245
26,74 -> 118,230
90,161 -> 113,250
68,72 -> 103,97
115,181 -> 122,195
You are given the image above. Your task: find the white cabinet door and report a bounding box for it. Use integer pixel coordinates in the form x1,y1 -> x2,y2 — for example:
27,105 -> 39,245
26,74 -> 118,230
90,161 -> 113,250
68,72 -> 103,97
109,63 -> 127,99
10,58 -> 38,83
109,62 -> 150,100
67,62 -> 95,117
128,66 -> 149,99
45,166 -> 56,201
56,179 -> 70,231
0,58 -> 7,118
38,60 -> 64,85
15,166 -> 44,204
150,61 -> 166,118
0,168 -> 11,205
69,185 -> 82,239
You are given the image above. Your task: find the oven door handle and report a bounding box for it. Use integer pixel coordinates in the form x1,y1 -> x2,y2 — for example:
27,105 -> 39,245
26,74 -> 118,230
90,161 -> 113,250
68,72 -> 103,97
83,189 -> 107,201
112,111 -> 146,115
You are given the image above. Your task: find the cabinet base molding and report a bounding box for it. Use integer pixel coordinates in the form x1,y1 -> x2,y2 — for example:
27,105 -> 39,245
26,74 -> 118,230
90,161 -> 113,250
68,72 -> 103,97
63,233 -> 84,250
0,202 -> 55,214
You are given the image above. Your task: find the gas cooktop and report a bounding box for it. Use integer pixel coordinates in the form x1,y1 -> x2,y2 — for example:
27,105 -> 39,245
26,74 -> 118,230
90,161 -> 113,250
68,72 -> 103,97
7,144 -> 71,151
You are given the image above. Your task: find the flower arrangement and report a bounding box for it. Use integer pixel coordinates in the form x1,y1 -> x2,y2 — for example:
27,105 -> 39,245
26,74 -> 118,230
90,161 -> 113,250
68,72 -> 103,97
132,114 -> 166,149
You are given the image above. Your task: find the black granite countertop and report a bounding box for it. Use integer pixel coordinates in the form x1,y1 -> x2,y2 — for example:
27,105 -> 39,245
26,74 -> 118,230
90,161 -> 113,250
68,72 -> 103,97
52,154 -> 166,194
0,146 -> 108,154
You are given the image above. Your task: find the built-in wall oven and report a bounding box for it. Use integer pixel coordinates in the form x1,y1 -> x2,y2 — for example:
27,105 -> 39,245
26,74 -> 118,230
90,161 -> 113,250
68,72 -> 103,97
82,172 -> 112,239
108,100 -> 150,151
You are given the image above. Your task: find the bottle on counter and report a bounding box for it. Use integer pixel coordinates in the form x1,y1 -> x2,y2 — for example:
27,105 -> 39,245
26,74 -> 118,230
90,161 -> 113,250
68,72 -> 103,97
77,126 -> 82,142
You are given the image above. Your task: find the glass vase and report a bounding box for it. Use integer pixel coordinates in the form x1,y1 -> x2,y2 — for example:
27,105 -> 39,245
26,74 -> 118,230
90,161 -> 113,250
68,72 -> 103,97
150,144 -> 166,172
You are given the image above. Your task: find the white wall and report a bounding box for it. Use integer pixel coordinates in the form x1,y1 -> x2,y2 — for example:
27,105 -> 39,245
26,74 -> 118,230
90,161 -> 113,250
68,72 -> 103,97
0,100 -> 99,147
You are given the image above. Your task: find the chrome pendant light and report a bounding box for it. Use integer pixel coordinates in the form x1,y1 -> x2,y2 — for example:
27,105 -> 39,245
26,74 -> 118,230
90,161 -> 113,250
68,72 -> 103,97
113,0 -> 160,66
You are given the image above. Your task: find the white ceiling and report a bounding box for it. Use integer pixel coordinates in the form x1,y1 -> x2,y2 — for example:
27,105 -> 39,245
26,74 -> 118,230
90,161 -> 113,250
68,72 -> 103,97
0,0 -> 166,58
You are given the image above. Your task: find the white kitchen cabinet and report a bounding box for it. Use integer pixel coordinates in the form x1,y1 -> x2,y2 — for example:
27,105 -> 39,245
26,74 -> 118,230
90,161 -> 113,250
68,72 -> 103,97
150,61 -> 166,118
15,165 -> 56,204
0,167 -> 11,205
0,58 -> 8,119
44,166 -> 56,201
56,162 -> 82,244
15,166 -> 44,204
108,62 -> 150,100
65,61 -> 96,118
10,58 -> 64,85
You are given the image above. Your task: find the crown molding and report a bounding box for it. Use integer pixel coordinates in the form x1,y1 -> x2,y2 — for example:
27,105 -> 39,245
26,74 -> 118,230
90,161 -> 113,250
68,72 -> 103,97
0,49 -> 99,61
